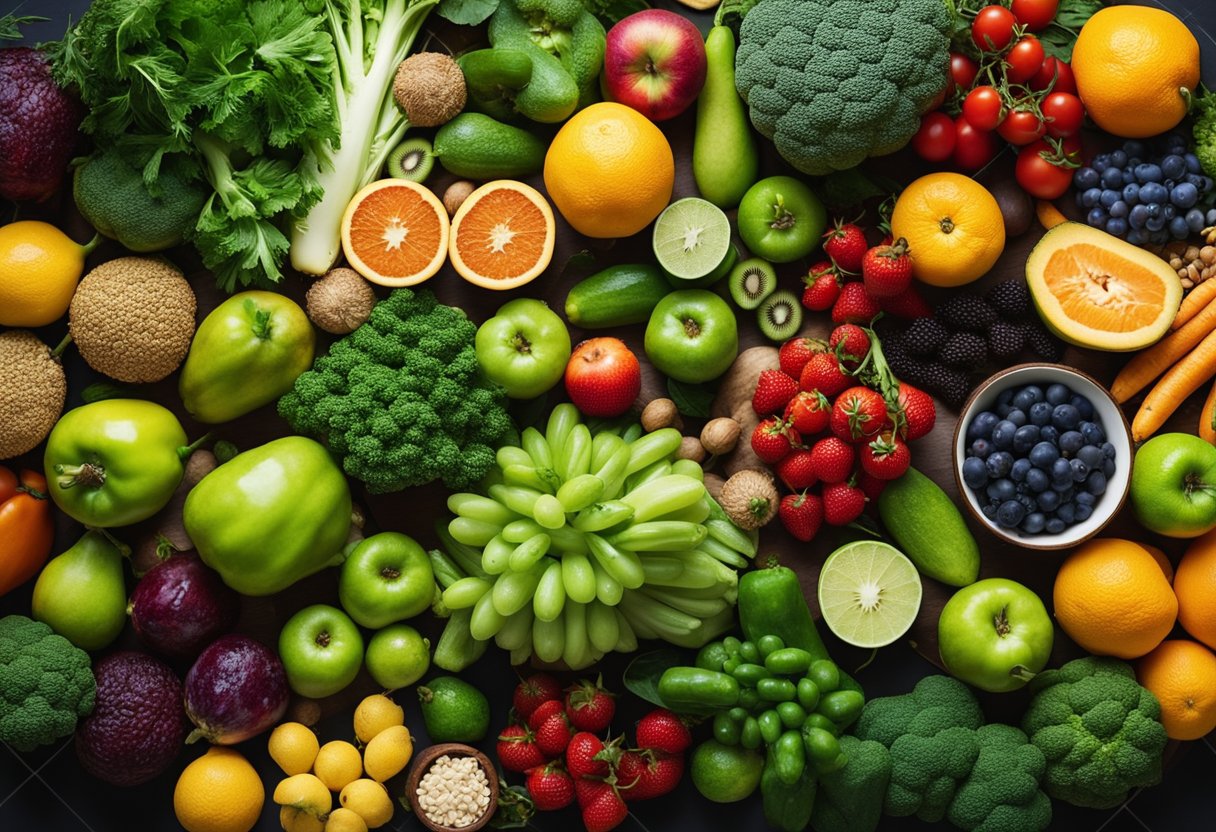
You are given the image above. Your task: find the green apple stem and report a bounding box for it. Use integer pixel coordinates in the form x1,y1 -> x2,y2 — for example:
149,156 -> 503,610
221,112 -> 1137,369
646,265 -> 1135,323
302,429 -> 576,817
1009,665 -> 1038,683
55,461 -> 105,489
769,194 -> 796,230
994,605 -> 1011,638
1184,472 -> 1216,497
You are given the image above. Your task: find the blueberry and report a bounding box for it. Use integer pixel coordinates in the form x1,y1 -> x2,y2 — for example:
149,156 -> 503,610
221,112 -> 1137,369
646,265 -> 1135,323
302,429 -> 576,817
1163,204 -> 1178,221
1187,208 -> 1207,233
1022,512 -> 1047,534
1075,503 -> 1094,522
1070,395 -> 1094,420
995,402 -> 1014,418
1026,468 -> 1050,492
991,420 -> 1018,450
1051,404 -> 1081,430
1102,167 -> 1124,188
1122,183 -> 1141,205
1141,182 -> 1169,204
1075,491 -> 1096,507
1086,471 -> 1107,495
1129,204 -> 1150,229
1043,384 -> 1069,406
967,411 -> 1000,441
1057,503 -> 1076,524
1036,489 -> 1061,512
1017,494 -> 1037,512
1170,216 -> 1192,239
1039,426 -> 1060,445
1099,189 -> 1120,209
1087,207 -> 1109,227
1185,172 -> 1207,189
1074,167 -> 1100,190
1208,207 -> 1216,225
1029,402 -> 1053,426
1103,458 -> 1116,478
1050,457 -> 1073,484
1106,218 -> 1129,237
982,504 -> 998,519
962,457 -> 988,489
1046,518 -> 1067,534
1093,155 -> 1110,173
1110,150 -> 1129,168
1080,421 -> 1105,445
1108,200 -> 1129,219
1202,176 -> 1213,192
1011,458 -> 1032,482
1052,479 -> 1074,495
1101,441 -> 1116,459
1124,141 -> 1146,159
1127,229 -> 1148,245
1009,409 -> 1030,428
1146,214 -> 1167,232
987,479 -> 1017,503
1171,181 -> 1199,208
1029,441 -> 1059,469
1077,444 -> 1105,469
1162,154 -> 1187,179
986,452 -> 1014,479
997,500 -> 1026,528
1185,153 -> 1202,174
1080,187 -> 1102,208
1123,169 -> 1138,186
1012,386 -> 1044,410
996,389 -> 1014,406
1135,163 -> 1163,183
1013,425 -> 1041,453
1152,228 -> 1172,244
970,438 -> 992,459
1058,430 -> 1084,454
1070,457 -> 1090,481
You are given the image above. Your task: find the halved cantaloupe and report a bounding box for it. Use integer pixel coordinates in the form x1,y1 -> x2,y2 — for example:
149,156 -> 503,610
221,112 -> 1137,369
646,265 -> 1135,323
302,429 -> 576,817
1026,222 -> 1182,352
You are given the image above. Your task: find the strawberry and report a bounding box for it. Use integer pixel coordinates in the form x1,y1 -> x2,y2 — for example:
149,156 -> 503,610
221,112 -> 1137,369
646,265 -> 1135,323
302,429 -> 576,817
513,673 -> 563,720
830,386 -> 888,443
535,712 -> 573,757
861,238 -> 913,299
775,449 -> 817,490
858,470 -> 889,501
751,417 -> 799,464
528,698 -> 567,731
823,221 -> 868,274
575,777 -> 610,808
581,783 -> 629,832
895,381 -> 937,441
809,436 -> 855,484
823,480 -> 867,525
497,724 -> 549,773
779,492 -> 824,542
828,323 -> 871,369
565,676 -> 616,733
831,280 -> 881,324
616,749 -> 684,801
566,732 -> 610,780
801,261 -> 842,311
527,761 -> 575,811
860,433 -> 912,480
799,352 -> 851,398
877,285 -> 934,319
778,336 -> 823,379
634,709 -> 691,755
752,369 -> 800,416
784,390 -> 831,436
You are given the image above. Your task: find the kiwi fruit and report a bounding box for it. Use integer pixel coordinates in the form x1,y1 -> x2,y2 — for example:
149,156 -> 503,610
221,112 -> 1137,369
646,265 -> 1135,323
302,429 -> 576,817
387,138 -> 435,182
728,257 -> 777,309
757,290 -> 803,342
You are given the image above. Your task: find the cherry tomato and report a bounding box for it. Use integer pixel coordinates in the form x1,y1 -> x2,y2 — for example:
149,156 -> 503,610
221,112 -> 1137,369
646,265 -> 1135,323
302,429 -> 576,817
1016,139 -> 1075,199
972,5 -> 1017,53
998,108 -> 1047,145
911,112 -> 956,162
1041,92 -> 1084,137
1030,57 -> 1077,94
950,52 -> 979,90
962,86 -> 1004,132
953,116 -> 1000,171
1004,36 -> 1045,84
1011,0 -> 1059,31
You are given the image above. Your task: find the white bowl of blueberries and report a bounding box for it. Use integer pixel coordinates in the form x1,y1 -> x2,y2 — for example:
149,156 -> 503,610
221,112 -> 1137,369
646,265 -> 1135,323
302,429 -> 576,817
952,364 -> 1132,550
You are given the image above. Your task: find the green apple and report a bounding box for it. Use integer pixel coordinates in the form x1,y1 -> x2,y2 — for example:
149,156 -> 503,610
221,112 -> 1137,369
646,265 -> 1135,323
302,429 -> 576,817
1131,433 -> 1216,538
339,532 -> 435,629
278,604 -> 364,698
737,176 -> 826,263
644,290 -> 739,383
365,624 -> 431,691
937,578 -> 1052,693
475,298 -> 571,399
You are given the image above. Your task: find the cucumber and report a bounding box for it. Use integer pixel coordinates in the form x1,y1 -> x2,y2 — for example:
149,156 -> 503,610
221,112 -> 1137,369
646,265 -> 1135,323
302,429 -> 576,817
876,466 -> 980,587
565,264 -> 671,328
693,27 -> 759,209
434,113 -> 546,179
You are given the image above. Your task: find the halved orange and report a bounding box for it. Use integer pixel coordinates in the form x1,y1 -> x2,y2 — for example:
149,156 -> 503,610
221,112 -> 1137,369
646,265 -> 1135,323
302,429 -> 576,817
340,179 -> 449,287
449,180 -> 555,290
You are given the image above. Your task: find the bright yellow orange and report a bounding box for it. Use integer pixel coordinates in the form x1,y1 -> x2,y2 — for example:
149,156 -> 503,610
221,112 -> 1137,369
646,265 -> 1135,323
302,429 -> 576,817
0,221 -> 96,327
889,173 -> 1004,287
174,747 -> 264,832
1136,639 -> 1216,740
1139,542 -> 1175,584
544,102 -> 674,239
449,180 -> 555,290
1053,538 -> 1178,659
340,179 -> 449,286
1175,529 -> 1216,650
1072,6 -> 1199,138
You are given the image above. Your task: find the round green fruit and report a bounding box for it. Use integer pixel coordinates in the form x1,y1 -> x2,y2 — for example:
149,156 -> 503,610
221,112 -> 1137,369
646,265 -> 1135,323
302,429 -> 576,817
737,176 -> 826,264
364,624 -> 431,691
278,604 -> 364,699
644,290 -> 739,383
1131,433 -> 1216,538
937,577 -> 1052,693
475,298 -> 571,399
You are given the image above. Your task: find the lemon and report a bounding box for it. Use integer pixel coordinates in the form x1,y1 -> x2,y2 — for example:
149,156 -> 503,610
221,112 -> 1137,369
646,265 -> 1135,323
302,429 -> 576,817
339,779 -> 394,828
353,694 -> 404,744
269,722 -> 321,776
362,725 -> 413,782
274,773 -> 333,818
314,740 -> 364,791
280,806 -> 325,832
0,221 -> 97,327
174,747 -> 265,832
325,808 -> 370,832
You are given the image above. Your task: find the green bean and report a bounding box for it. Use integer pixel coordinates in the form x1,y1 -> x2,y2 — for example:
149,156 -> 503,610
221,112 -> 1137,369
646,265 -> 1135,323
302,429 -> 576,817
705,518 -> 757,557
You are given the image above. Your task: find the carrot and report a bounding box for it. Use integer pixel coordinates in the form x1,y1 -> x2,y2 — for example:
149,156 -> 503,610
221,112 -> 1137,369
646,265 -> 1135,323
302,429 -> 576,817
1111,295 -> 1216,403
1133,327 -> 1216,441
1201,378 -> 1216,445
1036,200 -> 1068,231
1171,279 -> 1216,331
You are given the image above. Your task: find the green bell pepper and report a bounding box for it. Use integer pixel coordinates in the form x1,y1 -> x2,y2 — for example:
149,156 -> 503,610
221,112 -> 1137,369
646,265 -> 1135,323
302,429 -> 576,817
184,436 -> 352,595
488,0 -> 605,115
179,291 -> 315,424
44,399 -> 200,527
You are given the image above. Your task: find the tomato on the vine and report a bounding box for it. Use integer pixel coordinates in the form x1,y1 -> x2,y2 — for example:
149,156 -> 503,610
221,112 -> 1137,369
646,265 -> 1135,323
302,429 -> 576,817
1005,36 -> 1045,84
1011,0 -> 1059,31
1042,92 -> 1084,138
972,5 -> 1018,52
953,116 -> 1000,171
950,52 -> 979,90
1015,139 -> 1078,199
1030,57 -> 1076,94
998,109 -> 1047,145
962,86 -> 1004,132
912,112 -> 956,162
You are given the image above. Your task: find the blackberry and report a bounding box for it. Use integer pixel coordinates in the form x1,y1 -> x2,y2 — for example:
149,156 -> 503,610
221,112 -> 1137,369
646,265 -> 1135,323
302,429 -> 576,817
937,294 -> 998,332
902,317 -> 950,357
985,279 -> 1032,318
1025,324 -> 1065,362
937,371 -> 973,410
938,332 -> 988,370
910,362 -> 971,409
988,321 -> 1027,359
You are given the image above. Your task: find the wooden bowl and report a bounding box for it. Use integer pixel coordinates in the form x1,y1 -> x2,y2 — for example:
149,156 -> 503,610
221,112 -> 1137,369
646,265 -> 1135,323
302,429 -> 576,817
405,743 -> 499,832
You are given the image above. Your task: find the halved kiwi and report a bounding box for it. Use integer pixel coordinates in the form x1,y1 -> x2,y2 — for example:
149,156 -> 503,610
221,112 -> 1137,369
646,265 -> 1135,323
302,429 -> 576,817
728,257 -> 777,310
757,290 -> 803,342
387,138 -> 435,182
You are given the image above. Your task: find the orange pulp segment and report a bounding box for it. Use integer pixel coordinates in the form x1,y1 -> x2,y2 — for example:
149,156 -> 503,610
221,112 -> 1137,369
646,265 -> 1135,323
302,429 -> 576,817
450,181 -> 555,290
340,179 -> 449,287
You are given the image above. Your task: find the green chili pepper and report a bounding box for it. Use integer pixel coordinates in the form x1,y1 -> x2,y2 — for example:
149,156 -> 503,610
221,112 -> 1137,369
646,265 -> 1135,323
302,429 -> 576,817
757,634 -> 785,659
758,709 -> 783,745
796,678 -> 821,712
806,660 -> 840,693
732,663 -> 772,687
776,701 -> 807,730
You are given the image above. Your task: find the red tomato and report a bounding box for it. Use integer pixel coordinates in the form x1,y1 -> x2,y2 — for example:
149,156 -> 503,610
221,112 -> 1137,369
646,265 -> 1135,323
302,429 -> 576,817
0,466 -> 54,597
911,112 -> 957,162
953,116 -> 1000,171
1004,36 -> 1045,84
1030,57 -> 1077,94
950,52 -> 979,90
962,86 -> 1004,131
1011,0 -> 1059,31
997,109 -> 1046,145
1042,92 -> 1084,137
1016,140 -> 1075,199
972,5 -> 1017,52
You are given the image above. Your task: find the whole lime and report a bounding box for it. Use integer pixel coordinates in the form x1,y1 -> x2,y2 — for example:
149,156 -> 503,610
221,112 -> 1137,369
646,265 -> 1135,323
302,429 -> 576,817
417,676 -> 489,743
690,739 -> 764,803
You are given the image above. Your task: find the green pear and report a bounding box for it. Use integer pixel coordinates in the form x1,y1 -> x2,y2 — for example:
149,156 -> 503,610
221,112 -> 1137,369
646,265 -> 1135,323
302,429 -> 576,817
32,531 -> 128,650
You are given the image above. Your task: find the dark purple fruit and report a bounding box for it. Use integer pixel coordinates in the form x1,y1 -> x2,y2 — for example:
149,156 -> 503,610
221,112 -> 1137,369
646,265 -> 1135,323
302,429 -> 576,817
184,634 -> 288,745
75,651 -> 186,786
0,48 -> 82,202
130,552 -> 239,660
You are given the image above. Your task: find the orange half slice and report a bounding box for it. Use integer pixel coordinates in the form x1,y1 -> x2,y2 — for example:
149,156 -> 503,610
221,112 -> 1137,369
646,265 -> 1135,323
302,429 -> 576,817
449,180 -> 555,290
341,179 -> 449,287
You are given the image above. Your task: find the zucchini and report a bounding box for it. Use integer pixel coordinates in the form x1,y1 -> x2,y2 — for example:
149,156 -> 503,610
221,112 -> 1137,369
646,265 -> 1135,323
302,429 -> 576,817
876,466 -> 980,587
564,264 -> 670,328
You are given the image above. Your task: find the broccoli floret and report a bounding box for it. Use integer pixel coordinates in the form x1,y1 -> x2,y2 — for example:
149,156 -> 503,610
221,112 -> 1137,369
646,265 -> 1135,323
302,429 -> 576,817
1193,90 -> 1216,178
0,615 -> 96,752
735,0 -> 951,175
948,724 -> 1051,832
810,735 -> 891,832
853,675 -> 984,747
1021,657 -> 1167,810
279,288 -> 513,492
886,725 -> 979,821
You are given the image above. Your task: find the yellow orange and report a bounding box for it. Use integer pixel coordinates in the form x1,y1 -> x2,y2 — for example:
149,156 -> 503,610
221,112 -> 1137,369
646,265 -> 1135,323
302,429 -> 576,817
0,221 -> 96,327
268,722 -> 320,776
174,747 -> 264,832
1052,538 -> 1178,659
449,181 -> 555,290
1136,639 -> 1216,740
1175,529 -> 1216,649
544,102 -> 674,239
340,179 -> 449,286
1139,543 -> 1175,584
889,173 -> 1004,287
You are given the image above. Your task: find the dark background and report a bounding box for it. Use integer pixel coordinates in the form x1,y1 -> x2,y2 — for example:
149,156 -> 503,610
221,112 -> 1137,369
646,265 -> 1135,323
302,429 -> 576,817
3,1 -> 1216,831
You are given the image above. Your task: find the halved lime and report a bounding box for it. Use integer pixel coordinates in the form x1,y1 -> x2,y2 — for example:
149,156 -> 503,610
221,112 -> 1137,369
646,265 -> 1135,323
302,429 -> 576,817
817,541 -> 923,649
653,197 -> 732,282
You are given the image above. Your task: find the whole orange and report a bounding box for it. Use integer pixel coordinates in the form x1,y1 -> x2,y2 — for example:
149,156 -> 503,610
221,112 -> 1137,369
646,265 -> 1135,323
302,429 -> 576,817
1175,529 -> 1216,649
543,103 -> 674,239
1071,6 -> 1199,138
889,173 -> 1005,287
1052,538 -> 1178,659
1136,639 -> 1216,740
564,337 -> 642,418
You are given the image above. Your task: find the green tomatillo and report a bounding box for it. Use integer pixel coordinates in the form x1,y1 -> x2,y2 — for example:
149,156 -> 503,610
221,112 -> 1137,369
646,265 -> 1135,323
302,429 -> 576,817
937,577 -> 1053,693
475,298 -> 571,399
737,175 -> 827,263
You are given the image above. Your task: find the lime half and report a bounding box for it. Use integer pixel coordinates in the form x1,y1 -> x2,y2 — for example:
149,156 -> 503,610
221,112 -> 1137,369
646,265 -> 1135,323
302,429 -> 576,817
653,197 -> 732,282
817,541 -> 923,649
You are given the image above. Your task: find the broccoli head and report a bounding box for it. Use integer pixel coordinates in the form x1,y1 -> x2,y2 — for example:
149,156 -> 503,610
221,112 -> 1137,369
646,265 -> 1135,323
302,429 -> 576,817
735,0 -> 951,175
0,615 -> 96,752
948,723 -> 1051,832
853,675 -> 984,748
1021,657 -> 1167,809
885,725 -> 979,821
810,735 -> 891,832
279,288 -> 513,492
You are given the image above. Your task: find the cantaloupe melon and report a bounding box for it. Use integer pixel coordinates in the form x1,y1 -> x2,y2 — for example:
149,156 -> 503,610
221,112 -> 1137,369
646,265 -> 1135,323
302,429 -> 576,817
1026,222 -> 1182,351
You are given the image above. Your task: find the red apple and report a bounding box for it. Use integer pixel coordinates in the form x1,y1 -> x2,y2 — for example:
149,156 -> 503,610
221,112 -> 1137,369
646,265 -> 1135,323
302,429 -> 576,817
565,338 -> 642,418
603,10 -> 707,122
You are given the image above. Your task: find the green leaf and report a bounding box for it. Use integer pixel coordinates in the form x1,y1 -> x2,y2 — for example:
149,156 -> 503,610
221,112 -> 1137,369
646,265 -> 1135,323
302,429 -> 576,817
1037,0 -> 1103,62
624,649 -> 682,709
581,0 -> 650,26
560,248 -> 597,278
489,784 -> 534,829
509,393 -> 549,431
667,378 -> 714,419
436,0 -> 499,26
0,13 -> 45,40
81,382 -> 138,403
